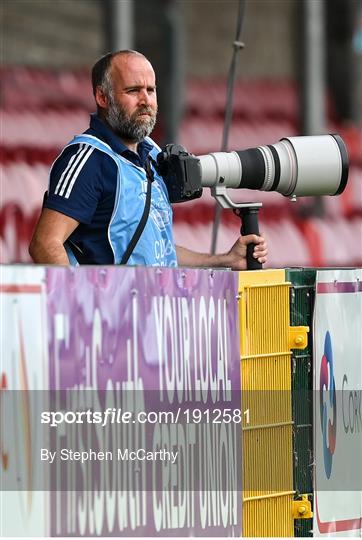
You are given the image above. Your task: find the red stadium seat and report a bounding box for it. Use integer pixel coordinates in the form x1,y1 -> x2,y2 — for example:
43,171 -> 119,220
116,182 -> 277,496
0,67 -> 93,110
2,109 -> 89,148
301,216 -> 362,267
2,162 -> 48,214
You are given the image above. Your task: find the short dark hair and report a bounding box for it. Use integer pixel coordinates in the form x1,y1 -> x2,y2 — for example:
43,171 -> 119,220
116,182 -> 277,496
91,50 -> 147,96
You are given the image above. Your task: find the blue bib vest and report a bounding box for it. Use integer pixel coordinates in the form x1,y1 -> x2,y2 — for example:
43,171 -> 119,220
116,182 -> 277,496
64,134 -> 177,267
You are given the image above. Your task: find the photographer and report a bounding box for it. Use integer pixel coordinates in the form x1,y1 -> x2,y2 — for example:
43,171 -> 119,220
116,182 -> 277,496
29,50 -> 268,269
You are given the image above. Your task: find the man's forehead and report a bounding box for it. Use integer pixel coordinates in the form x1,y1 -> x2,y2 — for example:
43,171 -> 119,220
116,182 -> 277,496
110,54 -> 155,84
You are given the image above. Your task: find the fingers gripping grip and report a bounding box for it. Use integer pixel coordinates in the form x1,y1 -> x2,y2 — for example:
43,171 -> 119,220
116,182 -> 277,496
235,207 -> 263,270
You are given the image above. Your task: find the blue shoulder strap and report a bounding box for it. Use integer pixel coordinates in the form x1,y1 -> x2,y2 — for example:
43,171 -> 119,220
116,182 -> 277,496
66,134 -> 118,160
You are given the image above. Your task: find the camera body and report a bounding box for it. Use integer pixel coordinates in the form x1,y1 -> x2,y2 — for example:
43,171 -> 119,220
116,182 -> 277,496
156,144 -> 203,203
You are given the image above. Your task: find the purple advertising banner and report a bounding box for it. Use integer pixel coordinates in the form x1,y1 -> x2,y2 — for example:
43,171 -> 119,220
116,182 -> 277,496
46,266 -> 242,536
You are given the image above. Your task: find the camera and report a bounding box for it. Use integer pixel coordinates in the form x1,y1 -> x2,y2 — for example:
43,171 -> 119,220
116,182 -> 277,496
157,134 -> 348,204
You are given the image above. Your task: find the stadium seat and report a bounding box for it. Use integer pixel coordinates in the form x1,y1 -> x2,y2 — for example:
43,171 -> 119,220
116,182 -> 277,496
2,162 -> 48,214
0,67 -> 93,110
304,216 -> 362,267
2,109 -> 89,148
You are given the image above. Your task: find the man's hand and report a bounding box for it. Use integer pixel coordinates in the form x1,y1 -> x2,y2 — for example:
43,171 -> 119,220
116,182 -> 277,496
176,233 -> 268,270
223,234 -> 268,270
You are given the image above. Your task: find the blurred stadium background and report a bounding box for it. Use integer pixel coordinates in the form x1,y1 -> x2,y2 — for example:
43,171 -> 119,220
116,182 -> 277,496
1,0 -> 361,268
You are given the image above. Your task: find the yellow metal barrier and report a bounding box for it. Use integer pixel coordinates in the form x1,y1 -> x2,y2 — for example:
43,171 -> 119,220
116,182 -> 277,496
238,269 -> 304,537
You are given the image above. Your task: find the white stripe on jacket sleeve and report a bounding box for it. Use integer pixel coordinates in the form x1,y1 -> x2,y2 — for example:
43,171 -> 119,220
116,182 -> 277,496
54,144 -> 84,195
64,146 -> 95,199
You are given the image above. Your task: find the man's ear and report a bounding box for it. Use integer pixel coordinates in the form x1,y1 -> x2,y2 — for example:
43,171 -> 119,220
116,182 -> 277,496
95,86 -> 108,109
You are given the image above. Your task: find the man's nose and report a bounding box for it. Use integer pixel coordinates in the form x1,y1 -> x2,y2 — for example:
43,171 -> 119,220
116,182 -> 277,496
138,89 -> 152,106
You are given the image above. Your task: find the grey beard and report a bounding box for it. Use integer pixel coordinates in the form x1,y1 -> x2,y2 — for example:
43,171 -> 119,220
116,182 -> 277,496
105,98 -> 157,143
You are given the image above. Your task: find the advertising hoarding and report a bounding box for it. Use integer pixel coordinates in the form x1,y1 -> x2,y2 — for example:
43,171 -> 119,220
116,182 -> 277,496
314,269 -> 362,536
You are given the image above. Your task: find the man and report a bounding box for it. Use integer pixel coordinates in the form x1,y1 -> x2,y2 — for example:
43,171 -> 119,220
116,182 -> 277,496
29,50 -> 267,268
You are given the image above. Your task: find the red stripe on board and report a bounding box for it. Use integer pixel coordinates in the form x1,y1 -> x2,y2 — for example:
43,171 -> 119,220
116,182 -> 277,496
317,281 -> 362,293
0,284 -> 42,294
316,492 -> 362,533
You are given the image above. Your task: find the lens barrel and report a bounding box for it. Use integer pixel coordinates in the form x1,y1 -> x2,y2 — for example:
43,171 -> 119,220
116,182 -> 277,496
198,134 -> 349,197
